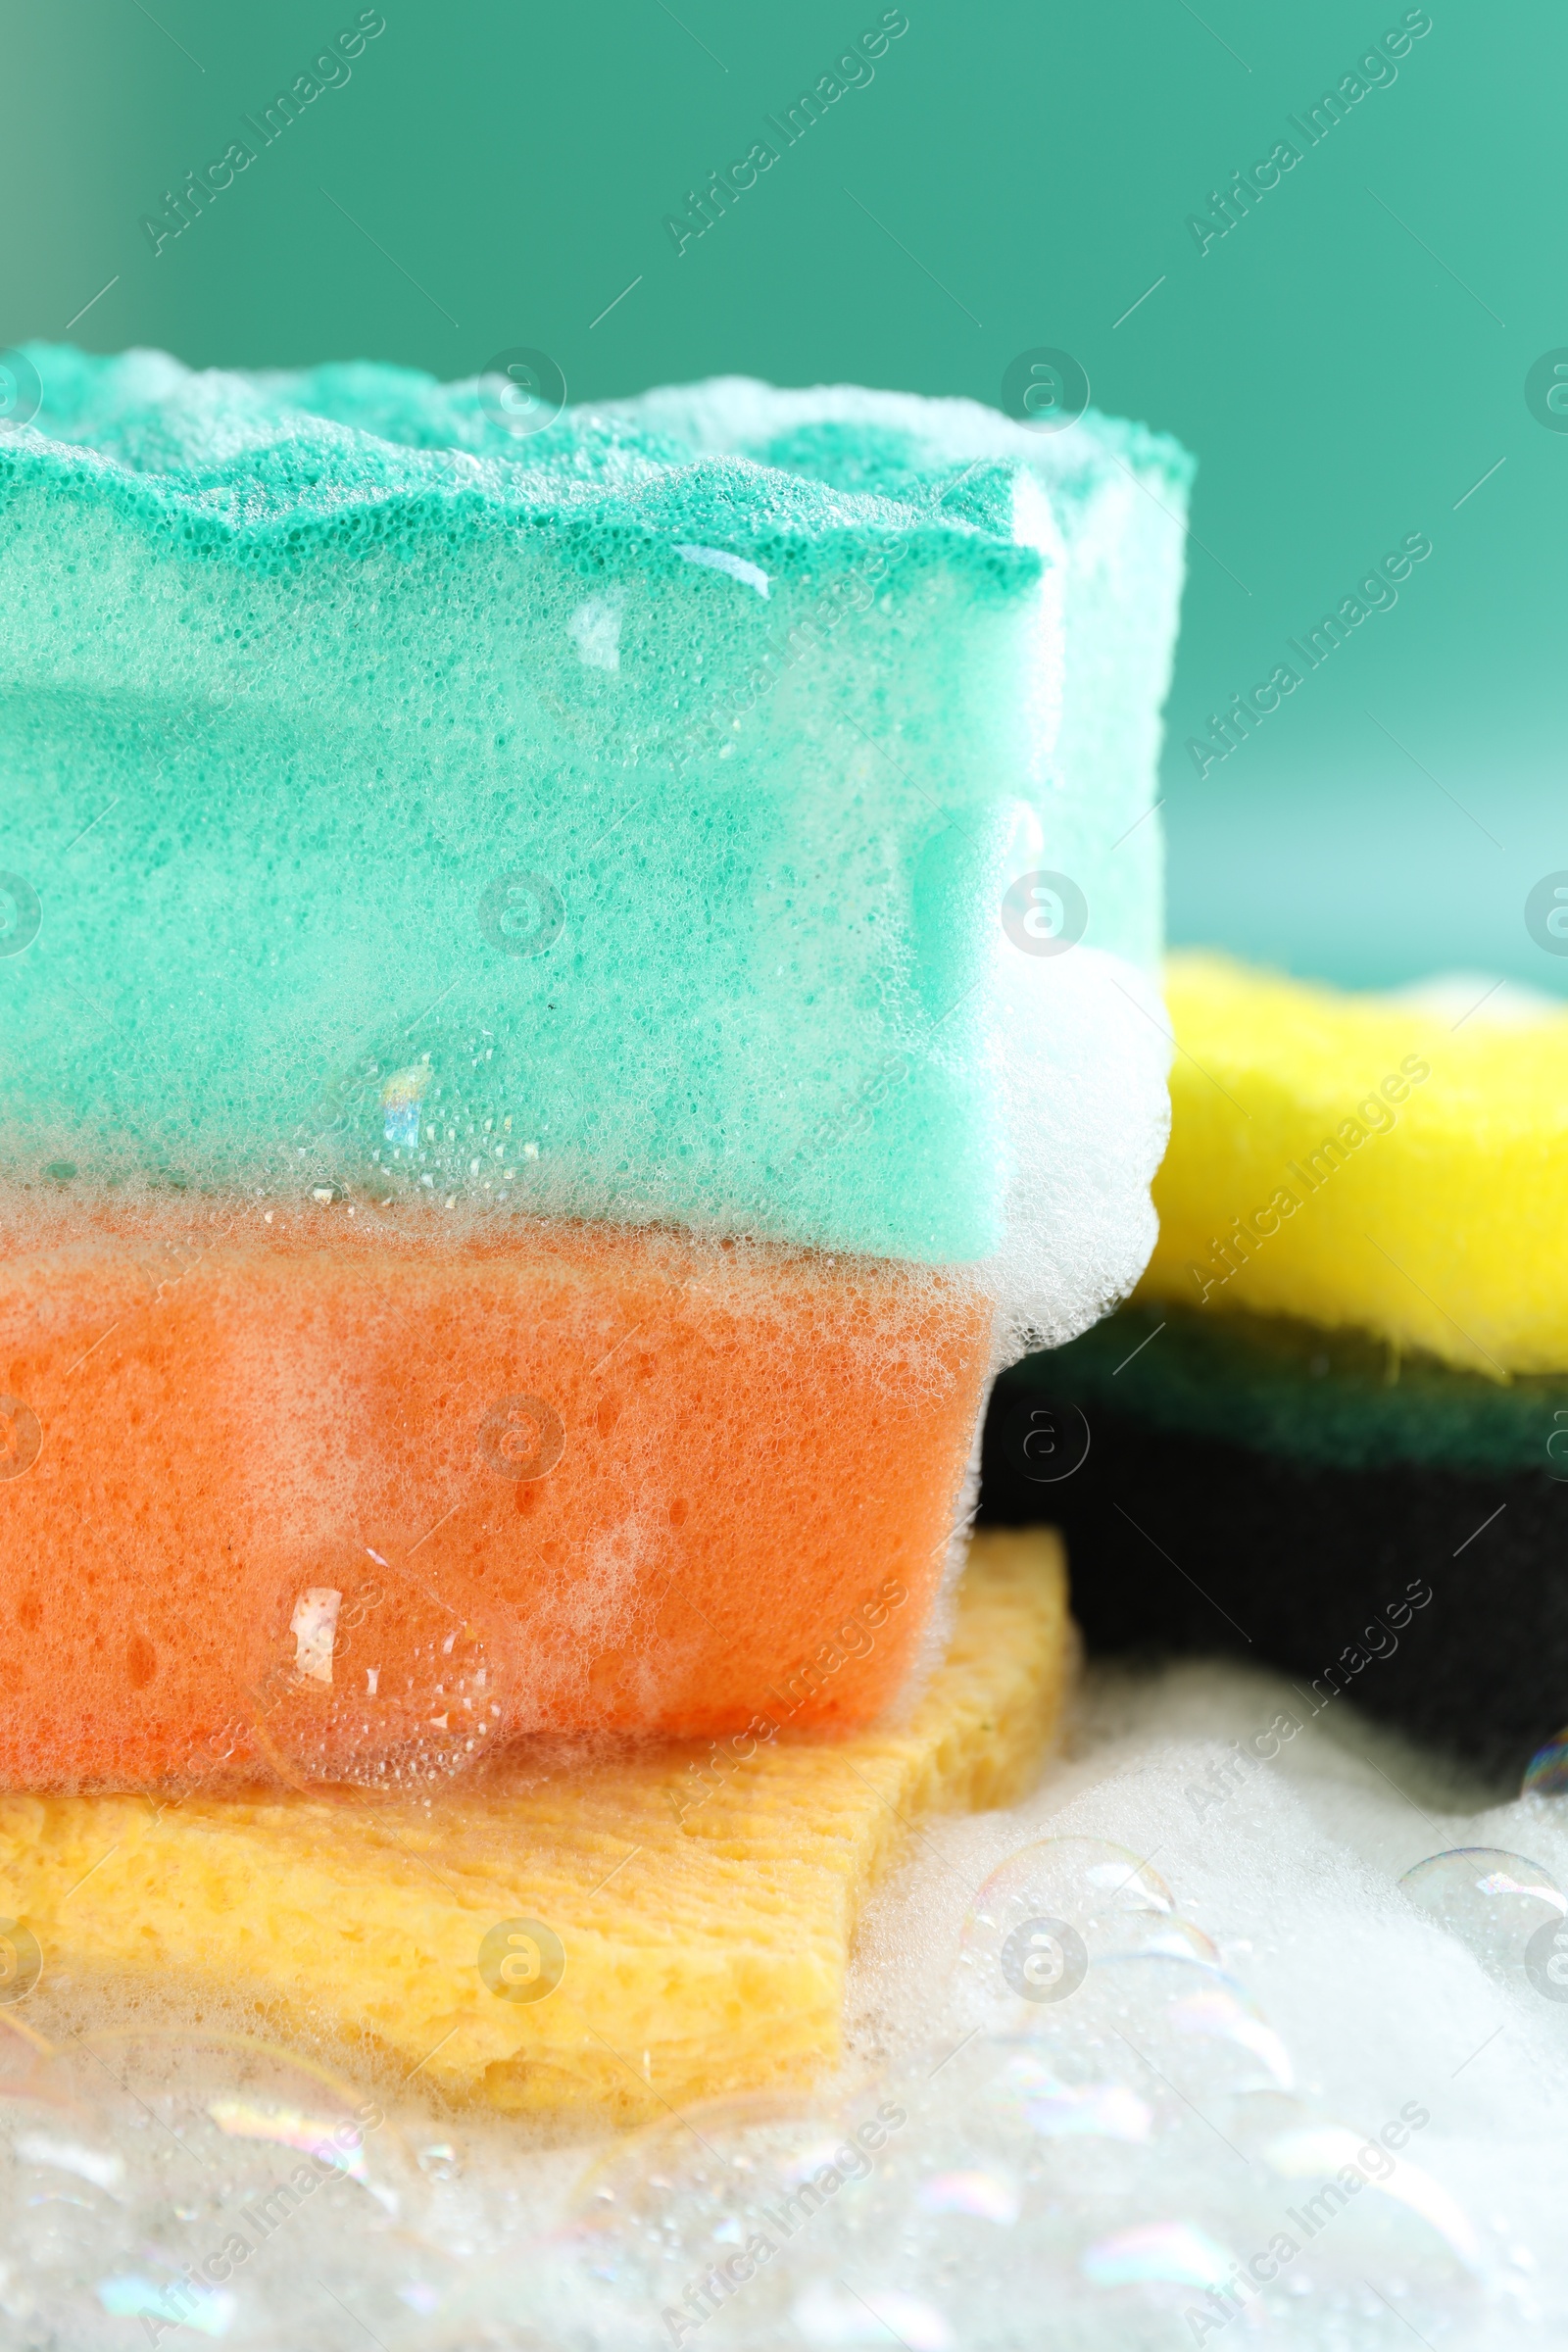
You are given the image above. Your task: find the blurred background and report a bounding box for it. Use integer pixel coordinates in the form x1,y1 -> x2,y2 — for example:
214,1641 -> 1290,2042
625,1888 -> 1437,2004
3,0 -> 1562,993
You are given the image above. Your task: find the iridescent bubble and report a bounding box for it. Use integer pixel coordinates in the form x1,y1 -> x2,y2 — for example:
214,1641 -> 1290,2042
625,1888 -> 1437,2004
34,2033 -> 439,2349
1182,2096 -> 1492,2338
0,2039 -> 139,2347
1161,1979 -> 1295,2091
901,2042 -> 1162,2258
982,2055 -> 1153,2147
1080,2218 -> 1236,2289
957,1837 -> 1195,2018
1399,1847 -> 1566,1982
1141,1918 -> 1221,1968
1054,1955 -> 1294,2104
915,2169 -> 1021,2225
1523,1726 -> 1568,1797
206,2095 -> 373,2184
927,1953 -> 1290,2206
1259,2121 -> 1481,2272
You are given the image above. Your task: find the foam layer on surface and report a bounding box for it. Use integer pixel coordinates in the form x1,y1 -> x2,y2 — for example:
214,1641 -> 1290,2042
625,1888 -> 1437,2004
9,1642 -> 1567,2348
2,1531 -> 1071,2127
826,1659 -> 1567,2351
0,1194 -> 990,1787
0,349 -> 1181,1331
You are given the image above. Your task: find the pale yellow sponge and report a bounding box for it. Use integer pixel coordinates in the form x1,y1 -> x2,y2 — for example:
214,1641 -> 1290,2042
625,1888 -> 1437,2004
0,1532 -> 1070,2128
1143,954 -> 1568,1374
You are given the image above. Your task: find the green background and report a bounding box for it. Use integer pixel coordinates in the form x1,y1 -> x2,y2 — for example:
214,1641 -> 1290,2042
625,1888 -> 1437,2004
3,0 -> 1562,994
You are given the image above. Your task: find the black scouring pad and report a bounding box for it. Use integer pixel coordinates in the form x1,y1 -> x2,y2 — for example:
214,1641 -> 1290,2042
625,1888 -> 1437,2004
979,1302 -> 1568,1778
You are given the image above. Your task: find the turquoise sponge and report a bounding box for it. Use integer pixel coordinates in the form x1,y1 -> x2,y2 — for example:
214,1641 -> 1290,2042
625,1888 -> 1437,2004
0,352 -> 1187,1285
615,378 -> 1193,975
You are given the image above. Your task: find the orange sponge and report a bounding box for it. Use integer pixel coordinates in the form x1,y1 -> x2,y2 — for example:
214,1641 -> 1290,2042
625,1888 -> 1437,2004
0,1198 -> 990,1789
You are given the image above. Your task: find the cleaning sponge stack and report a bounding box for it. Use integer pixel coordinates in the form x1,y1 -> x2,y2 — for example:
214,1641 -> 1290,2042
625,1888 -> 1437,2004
0,352 -> 1188,2119
0,351 -> 1186,1790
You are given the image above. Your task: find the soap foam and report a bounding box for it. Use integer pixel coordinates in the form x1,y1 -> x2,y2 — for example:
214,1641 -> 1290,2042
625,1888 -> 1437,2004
3,1655 -> 1544,2349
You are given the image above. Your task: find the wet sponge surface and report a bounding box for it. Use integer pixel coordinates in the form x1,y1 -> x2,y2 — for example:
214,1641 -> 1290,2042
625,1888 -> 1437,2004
0,348 -> 1178,1281
0,1197 -> 989,1788
4,1532 -> 1071,2125
1143,955 -> 1568,1373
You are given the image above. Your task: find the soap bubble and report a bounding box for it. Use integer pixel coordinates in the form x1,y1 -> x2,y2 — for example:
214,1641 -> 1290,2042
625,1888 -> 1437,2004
1195,2092 -> 1489,2342
0,1917 -> 43,1999
255,1565 -> 498,1790
1250,2111 -> 1480,2275
1050,1956 -> 1295,2107
0,2034 -> 131,2346
0,1392 -> 40,1486
21,2032 -> 443,2349
931,1956 -> 1290,2166
792,2278 -> 955,2348
898,1953 -> 1292,2304
1399,1847 -> 1567,1987
911,2037 -> 1161,2235
981,2059 -> 1156,2151
914,2168 -> 1022,2225
1079,2217 -> 1235,2290
58,2029 -> 425,2212
957,1837 -> 1205,2019
996,2090 -> 1484,2348
1523,1724 -> 1568,1790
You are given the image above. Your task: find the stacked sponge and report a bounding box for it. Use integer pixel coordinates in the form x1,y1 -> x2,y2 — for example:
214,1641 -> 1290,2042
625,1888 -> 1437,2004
0,354 -> 1189,2112
985,955 -> 1568,1773
0,353 -> 1186,1789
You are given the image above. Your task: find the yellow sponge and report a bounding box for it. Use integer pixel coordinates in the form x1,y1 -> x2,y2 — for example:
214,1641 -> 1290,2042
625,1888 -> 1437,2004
0,1532 -> 1070,2128
1142,954 -> 1568,1375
